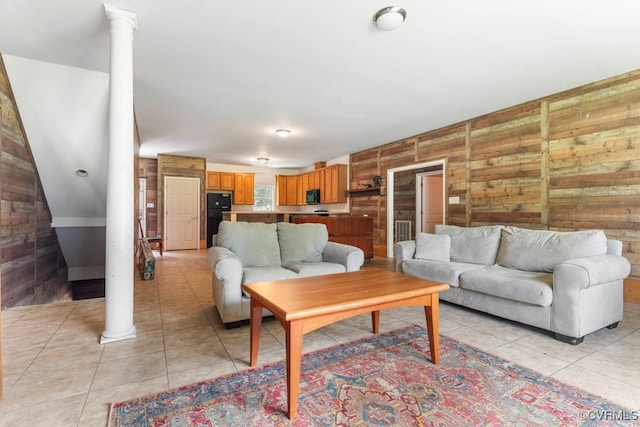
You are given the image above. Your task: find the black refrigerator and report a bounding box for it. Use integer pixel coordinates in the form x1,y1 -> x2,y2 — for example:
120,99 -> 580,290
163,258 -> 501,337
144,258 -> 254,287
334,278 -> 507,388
207,193 -> 232,247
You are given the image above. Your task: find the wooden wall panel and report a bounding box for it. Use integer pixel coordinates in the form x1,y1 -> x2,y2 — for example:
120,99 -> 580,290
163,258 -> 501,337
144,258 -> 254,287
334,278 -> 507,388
139,158 -> 158,237
0,55 -> 70,310
349,68 -> 640,285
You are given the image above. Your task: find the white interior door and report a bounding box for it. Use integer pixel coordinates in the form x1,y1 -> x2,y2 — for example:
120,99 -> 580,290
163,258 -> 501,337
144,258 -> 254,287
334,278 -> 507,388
164,176 -> 200,250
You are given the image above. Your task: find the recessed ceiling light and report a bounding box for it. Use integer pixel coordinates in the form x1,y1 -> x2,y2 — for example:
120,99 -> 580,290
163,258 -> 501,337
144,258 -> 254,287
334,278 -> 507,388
275,129 -> 291,137
75,169 -> 89,177
373,6 -> 406,31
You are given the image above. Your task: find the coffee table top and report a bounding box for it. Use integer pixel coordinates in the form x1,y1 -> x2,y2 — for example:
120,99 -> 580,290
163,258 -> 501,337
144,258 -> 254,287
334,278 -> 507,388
242,268 -> 449,321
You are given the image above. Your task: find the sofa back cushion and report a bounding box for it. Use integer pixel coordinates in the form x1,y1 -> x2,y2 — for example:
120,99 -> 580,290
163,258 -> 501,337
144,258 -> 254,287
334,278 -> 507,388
277,222 -> 328,266
216,221 -> 281,267
435,225 -> 502,265
414,233 -> 451,261
496,226 -> 608,272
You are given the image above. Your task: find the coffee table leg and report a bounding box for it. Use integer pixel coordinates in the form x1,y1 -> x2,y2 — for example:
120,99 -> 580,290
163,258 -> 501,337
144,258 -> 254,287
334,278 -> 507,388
249,300 -> 263,367
285,320 -> 303,420
424,295 -> 440,364
371,311 -> 380,334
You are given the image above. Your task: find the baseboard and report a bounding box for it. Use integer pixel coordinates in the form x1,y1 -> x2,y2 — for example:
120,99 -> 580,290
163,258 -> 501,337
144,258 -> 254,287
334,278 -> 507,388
624,277 -> 640,304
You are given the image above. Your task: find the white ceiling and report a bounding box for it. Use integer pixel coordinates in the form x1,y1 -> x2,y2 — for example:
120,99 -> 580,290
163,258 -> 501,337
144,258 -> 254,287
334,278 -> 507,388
2,0 -> 640,170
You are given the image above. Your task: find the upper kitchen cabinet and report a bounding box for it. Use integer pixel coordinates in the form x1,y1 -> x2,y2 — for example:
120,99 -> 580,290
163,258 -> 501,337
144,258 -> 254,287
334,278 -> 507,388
321,164 -> 348,204
207,171 -> 235,190
276,175 -> 299,206
234,173 -> 255,205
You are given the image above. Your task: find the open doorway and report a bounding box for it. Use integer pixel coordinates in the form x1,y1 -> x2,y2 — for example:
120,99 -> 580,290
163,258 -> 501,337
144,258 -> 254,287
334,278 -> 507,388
416,171 -> 444,234
138,178 -> 146,237
386,160 -> 446,257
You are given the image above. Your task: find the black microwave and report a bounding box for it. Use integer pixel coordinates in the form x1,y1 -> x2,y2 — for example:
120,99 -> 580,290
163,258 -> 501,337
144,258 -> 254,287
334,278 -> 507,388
306,189 -> 320,204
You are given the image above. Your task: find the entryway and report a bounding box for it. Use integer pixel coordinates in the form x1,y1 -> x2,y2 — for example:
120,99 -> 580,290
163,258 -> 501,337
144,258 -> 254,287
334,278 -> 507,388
386,160 -> 446,257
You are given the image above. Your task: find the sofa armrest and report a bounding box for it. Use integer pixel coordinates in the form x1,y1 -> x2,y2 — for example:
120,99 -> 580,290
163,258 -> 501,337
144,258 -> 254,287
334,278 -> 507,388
552,254 -> 630,338
554,254 -> 631,290
393,240 -> 416,273
208,246 -> 244,323
322,241 -> 364,272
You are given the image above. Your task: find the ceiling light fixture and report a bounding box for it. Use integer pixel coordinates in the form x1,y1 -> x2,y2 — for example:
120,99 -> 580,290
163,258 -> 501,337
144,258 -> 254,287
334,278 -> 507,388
75,169 -> 89,177
257,157 -> 270,165
275,129 -> 291,137
373,6 -> 406,31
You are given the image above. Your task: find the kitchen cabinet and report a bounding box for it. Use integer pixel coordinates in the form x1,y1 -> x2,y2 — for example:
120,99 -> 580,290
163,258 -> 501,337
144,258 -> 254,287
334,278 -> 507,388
234,173 -> 254,205
206,171 -> 235,190
276,175 -> 299,206
220,172 -> 234,190
321,164 -> 347,204
206,172 -> 220,189
278,164 -> 347,206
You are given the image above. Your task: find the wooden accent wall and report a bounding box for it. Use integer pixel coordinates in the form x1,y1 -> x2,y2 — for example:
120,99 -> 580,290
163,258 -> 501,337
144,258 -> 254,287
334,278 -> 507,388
0,55 -> 70,310
139,158 -> 158,237
156,154 -> 206,246
350,69 -> 640,281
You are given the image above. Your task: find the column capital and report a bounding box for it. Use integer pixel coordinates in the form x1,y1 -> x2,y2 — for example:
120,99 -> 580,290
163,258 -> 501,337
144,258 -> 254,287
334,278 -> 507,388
104,3 -> 138,30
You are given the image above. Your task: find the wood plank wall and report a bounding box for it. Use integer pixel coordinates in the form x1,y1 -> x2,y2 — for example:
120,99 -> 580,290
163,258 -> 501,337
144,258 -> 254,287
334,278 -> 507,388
139,158 -> 158,237
350,69 -> 640,282
156,154 -> 207,245
0,55 -> 71,310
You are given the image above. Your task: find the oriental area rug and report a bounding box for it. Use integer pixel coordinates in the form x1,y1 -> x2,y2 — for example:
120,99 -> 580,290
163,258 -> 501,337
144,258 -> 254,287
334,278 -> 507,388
109,324 -> 636,426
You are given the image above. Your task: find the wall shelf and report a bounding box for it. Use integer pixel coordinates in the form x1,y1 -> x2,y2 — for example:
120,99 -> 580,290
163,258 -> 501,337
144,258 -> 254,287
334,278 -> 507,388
347,188 -> 381,196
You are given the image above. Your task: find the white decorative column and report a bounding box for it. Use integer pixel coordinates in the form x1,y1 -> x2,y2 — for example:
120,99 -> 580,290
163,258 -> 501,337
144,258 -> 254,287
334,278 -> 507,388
101,3 -> 138,344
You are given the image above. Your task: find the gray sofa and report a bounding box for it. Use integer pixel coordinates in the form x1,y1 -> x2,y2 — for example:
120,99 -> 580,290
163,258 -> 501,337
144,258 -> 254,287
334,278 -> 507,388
208,220 -> 365,327
394,225 -> 631,344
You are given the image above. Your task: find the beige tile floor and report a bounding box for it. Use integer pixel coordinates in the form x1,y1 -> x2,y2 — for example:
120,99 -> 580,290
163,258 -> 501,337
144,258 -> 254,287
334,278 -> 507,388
1,249 -> 640,426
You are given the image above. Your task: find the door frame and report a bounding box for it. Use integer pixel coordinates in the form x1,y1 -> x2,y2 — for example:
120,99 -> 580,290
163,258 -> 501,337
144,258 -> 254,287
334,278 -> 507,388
163,176 -> 201,250
386,159 -> 446,258
415,170 -> 445,234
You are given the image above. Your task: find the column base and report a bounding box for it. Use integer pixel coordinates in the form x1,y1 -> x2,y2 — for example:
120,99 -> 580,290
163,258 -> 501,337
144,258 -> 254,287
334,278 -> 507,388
100,326 -> 137,344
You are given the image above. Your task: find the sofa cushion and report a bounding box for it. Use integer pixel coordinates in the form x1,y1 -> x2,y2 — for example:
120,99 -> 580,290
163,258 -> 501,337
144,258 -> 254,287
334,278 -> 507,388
217,221 -> 281,268
415,233 -> 451,261
435,225 -> 502,265
242,266 -> 298,285
460,265 -> 553,307
496,226 -> 608,273
285,262 -> 346,277
277,222 -> 328,266
241,266 -> 299,298
401,259 -> 487,288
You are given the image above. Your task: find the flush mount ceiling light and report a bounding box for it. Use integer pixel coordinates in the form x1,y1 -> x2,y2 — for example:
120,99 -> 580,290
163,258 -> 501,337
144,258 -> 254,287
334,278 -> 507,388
257,157 -> 270,165
373,6 -> 406,31
275,129 -> 291,137
75,169 -> 89,177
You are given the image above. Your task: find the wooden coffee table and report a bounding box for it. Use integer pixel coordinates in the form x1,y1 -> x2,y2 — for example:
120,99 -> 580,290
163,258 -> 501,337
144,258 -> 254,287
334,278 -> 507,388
242,268 -> 449,420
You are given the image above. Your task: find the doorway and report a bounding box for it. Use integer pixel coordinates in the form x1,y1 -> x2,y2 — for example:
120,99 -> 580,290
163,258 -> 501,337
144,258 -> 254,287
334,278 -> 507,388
416,171 -> 444,234
164,176 -> 200,251
386,160 -> 446,257
138,178 -> 146,237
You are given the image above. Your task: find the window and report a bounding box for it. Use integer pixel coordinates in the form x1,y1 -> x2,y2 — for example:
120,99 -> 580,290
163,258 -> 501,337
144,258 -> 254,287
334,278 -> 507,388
253,185 -> 274,211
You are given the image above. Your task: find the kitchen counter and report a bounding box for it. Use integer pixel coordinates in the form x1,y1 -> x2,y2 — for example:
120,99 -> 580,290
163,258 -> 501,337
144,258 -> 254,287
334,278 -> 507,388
222,211 -> 350,223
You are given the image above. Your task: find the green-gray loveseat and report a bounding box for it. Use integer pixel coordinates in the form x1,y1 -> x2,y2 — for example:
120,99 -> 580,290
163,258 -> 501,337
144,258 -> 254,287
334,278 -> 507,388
394,225 -> 631,344
208,220 -> 365,328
